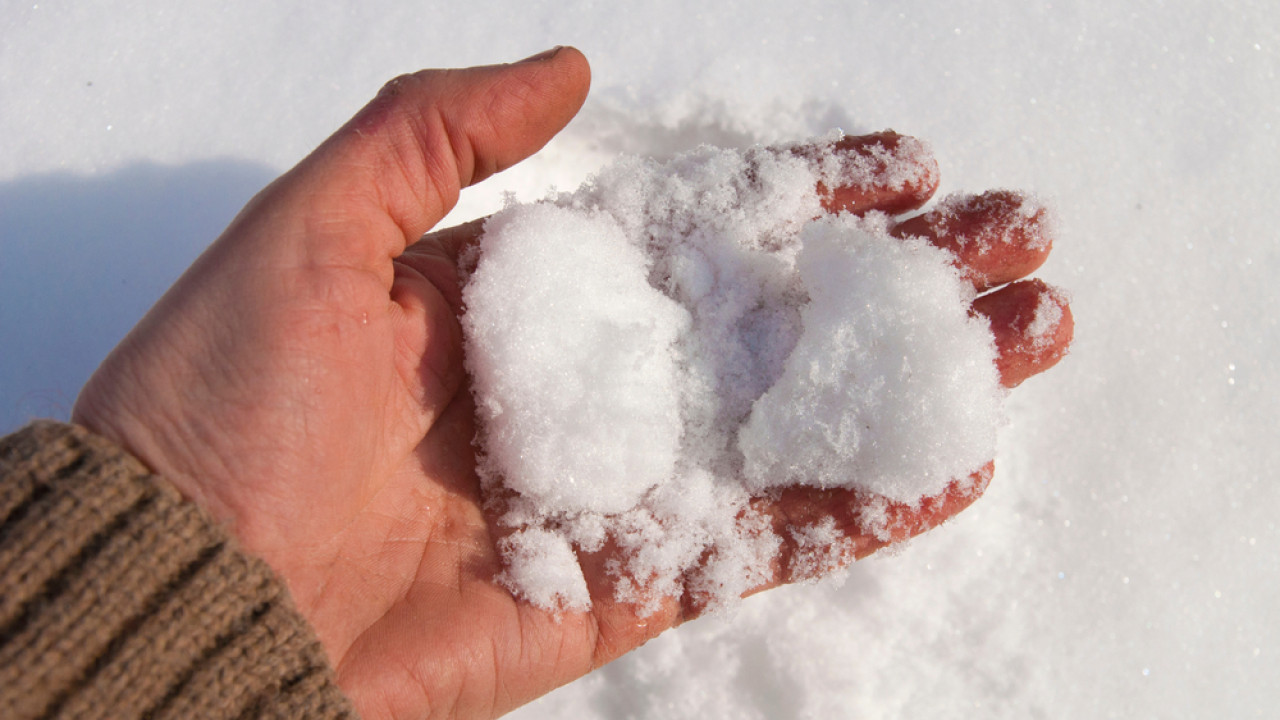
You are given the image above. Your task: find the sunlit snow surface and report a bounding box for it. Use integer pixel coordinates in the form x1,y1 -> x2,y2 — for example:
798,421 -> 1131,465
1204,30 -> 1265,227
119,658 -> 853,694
3,2 -> 1278,717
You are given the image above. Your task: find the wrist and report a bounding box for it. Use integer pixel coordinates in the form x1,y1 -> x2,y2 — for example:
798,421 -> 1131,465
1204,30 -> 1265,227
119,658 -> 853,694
0,421 -> 355,718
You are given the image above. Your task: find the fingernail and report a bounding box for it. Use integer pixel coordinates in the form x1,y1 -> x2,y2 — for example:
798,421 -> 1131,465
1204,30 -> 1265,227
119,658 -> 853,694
517,46 -> 564,64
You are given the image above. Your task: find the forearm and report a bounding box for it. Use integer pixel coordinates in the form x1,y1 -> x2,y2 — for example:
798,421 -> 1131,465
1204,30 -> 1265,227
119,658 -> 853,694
0,421 -> 356,719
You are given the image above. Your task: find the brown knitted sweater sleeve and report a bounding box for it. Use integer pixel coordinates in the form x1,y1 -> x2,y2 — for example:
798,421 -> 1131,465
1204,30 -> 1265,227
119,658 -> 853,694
0,421 -> 358,719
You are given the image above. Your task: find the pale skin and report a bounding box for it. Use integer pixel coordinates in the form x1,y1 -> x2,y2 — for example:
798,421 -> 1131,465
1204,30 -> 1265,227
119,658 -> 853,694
72,47 -> 1073,719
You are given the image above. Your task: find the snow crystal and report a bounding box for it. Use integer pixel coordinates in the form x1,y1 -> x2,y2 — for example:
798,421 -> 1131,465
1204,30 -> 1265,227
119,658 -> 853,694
462,136 -> 1003,611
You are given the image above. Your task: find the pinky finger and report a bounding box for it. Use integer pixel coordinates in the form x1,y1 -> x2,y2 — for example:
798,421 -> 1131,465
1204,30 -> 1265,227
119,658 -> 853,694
975,279 -> 1074,388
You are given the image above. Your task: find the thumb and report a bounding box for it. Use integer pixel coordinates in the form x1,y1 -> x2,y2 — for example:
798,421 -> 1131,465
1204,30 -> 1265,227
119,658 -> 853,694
277,47 -> 591,263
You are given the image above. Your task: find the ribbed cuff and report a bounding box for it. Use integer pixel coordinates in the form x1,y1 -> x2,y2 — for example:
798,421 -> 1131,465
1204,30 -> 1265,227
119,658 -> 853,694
0,421 -> 356,719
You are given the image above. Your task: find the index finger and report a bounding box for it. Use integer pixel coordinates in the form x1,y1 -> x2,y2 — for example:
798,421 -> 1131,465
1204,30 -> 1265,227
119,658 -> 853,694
791,131 -> 940,216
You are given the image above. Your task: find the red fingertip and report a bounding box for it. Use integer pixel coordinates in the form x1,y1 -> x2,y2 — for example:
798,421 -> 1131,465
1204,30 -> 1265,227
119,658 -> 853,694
854,464 -> 994,555
810,131 -> 940,215
975,279 -> 1074,388
893,190 -> 1053,290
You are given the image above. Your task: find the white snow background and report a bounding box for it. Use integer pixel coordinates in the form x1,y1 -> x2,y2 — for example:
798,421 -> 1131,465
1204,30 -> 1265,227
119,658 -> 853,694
3,1 -> 1276,717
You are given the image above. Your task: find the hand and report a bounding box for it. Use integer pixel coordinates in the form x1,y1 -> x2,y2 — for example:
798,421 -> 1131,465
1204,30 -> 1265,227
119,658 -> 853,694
73,48 -> 1070,720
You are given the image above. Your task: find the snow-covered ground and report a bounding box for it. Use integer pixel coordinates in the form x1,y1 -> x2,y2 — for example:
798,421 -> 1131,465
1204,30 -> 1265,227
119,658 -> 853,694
3,1 -> 1276,717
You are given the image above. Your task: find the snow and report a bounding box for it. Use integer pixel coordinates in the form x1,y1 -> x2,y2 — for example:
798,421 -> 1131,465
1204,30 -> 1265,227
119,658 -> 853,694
464,202 -> 688,517
3,1 -> 1278,717
464,142 -> 1001,608
499,527 -> 592,612
739,212 -> 1002,502
1025,286 -> 1067,353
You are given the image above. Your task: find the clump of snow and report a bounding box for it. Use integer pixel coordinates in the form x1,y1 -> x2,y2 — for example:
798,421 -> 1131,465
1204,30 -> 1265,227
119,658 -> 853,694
462,135 -> 1003,611
463,204 -> 688,515
499,527 -> 592,611
738,213 -> 1002,502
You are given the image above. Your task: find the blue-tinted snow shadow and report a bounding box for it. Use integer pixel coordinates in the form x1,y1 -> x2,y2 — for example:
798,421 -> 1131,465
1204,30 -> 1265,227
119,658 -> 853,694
0,160 -> 276,434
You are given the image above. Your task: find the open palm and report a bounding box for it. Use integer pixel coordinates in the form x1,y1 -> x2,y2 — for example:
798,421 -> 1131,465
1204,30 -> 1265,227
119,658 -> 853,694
73,48 -> 1071,720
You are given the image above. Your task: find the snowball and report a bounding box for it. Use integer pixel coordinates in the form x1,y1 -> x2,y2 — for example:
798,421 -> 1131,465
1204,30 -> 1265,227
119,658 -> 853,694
738,214 -> 1002,502
463,204 -> 688,515
461,136 -> 1004,612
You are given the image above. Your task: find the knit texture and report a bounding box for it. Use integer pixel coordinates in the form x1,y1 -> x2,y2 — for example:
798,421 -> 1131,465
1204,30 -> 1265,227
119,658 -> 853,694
0,421 -> 357,719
